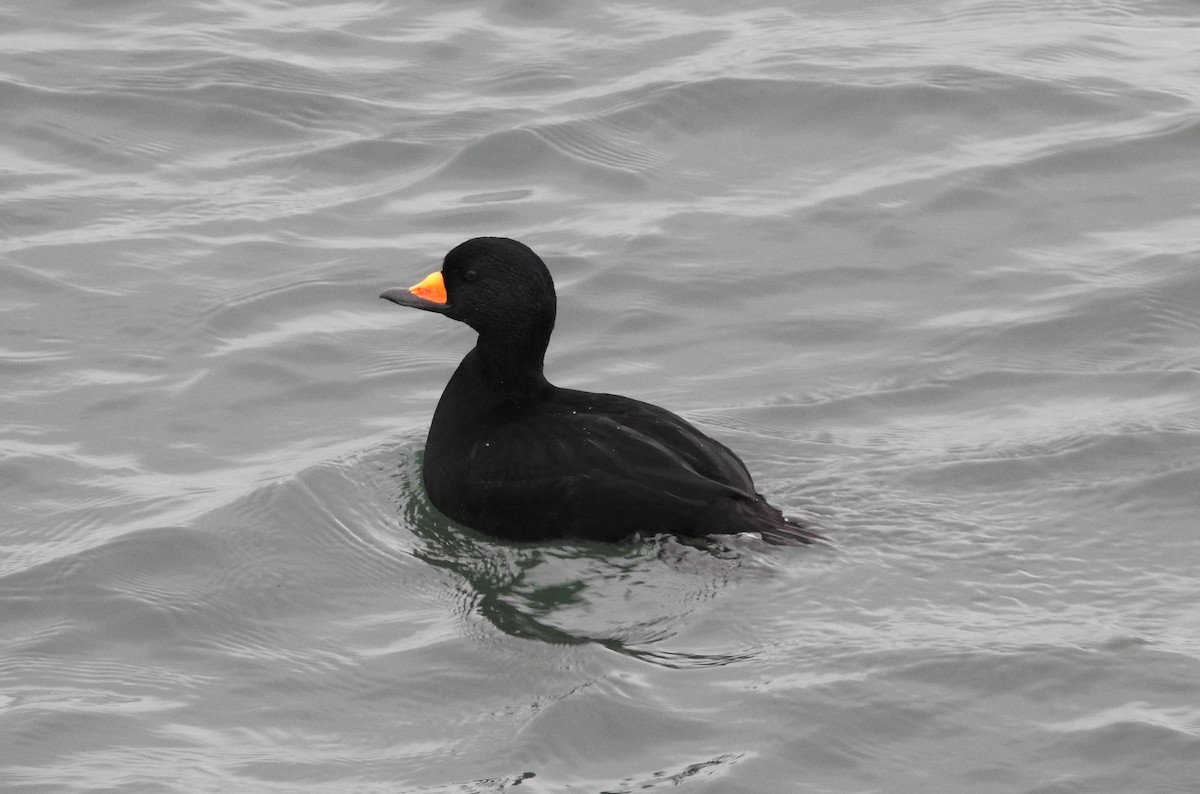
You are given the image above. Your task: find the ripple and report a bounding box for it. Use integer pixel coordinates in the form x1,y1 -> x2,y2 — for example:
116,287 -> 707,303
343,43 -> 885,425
5,0 -> 1200,790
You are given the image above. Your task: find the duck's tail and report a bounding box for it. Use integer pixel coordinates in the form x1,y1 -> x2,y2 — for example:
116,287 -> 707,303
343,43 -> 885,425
757,515 -> 827,546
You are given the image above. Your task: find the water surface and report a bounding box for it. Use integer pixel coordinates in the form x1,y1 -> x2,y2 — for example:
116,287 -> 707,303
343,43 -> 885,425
2,1 -> 1199,791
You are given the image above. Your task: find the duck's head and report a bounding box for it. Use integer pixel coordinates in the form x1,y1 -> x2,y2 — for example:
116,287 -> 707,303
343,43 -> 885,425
380,237 -> 557,342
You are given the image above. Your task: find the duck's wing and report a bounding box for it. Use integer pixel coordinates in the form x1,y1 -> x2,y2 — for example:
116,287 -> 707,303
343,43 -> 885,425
455,423 -> 739,541
551,389 -> 760,492
448,391 -> 805,542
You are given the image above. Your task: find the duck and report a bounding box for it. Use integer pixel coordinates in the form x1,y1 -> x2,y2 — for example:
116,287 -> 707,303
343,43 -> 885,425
381,237 -> 821,545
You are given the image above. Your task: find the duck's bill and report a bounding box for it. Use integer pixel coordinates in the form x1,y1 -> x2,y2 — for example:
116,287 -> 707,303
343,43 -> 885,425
380,271 -> 449,312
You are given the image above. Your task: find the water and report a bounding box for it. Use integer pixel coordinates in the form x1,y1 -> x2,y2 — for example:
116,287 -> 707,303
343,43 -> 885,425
3,1 -> 1199,791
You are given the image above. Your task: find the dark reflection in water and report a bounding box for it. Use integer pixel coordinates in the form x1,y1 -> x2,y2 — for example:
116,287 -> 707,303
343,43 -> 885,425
397,450 -> 788,668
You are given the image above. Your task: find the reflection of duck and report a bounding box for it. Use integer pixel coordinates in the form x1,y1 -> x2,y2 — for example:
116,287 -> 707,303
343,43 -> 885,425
382,237 -> 821,545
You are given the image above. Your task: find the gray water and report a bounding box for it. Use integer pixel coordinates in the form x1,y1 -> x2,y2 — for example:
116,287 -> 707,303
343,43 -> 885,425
3,1 -> 1200,791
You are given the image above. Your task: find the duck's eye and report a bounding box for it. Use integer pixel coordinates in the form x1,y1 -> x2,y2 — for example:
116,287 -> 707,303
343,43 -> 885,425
463,269 -> 479,283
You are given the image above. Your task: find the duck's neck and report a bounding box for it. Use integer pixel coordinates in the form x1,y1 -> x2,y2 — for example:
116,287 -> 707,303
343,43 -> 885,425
462,304 -> 555,399
472,330 -> 551,399
430,307 -> 556,438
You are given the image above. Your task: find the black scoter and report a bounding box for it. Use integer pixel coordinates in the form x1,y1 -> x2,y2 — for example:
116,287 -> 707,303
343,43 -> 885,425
381,237 -> 821,545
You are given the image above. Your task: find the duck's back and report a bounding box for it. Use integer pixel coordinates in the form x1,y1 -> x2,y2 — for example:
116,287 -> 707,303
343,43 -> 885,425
422,381 -> 804,542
